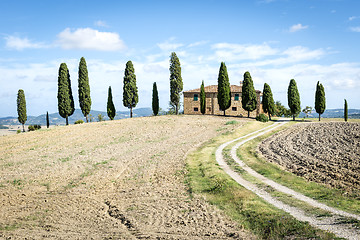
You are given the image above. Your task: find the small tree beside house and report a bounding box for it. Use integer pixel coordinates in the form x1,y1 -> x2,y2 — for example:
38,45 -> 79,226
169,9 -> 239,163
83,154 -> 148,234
262,83 -> 275,120
200,80 -> 206,115
217,62 -> 231,116
242,71 -> 257,118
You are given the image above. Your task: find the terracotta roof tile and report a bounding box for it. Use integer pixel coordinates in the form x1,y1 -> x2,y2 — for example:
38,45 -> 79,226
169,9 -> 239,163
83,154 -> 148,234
184,85 -> 261,93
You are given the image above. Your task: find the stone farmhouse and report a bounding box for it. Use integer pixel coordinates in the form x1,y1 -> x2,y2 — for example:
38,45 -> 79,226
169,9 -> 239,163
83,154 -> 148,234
183,82 -> 263,117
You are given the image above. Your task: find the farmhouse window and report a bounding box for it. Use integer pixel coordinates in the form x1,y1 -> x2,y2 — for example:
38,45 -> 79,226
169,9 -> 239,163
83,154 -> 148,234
194,94 -> 198,101
207,107 -> 211,112
232,107 -> 237,111
235,94 -> 239,101
194,107 -> 199,112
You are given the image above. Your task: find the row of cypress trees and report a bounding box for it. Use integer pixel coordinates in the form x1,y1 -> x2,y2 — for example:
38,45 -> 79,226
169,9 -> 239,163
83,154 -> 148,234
201,61 -> 330,121
57,58 -> 139,125
16,53 -> 177,128
15,53 -> 348,128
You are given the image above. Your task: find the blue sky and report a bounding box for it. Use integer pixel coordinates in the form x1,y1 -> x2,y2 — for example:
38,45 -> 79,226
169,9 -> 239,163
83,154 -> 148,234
1,0 -> 360,117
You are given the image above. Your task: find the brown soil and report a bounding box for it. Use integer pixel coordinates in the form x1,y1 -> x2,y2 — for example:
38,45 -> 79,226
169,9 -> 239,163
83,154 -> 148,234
0,115 -> 253,239
258,122 -> 360,197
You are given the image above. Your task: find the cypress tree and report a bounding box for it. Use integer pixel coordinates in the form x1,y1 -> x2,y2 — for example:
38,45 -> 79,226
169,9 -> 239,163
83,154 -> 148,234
17,89 -> 27,132
78,57 -> 91,122
107,86 -> 116,120
315,81 -> 326,121
152,82 -> 159,116
287,79 -> 301,121
344,99 -> 348,122
217,62 -> 231,116
169,52 -> 183,115
123,61 -> 138,118
200,80 -> 206,115
57,63 -> 75,125
242,71 -> 257,118
46,111 -> 50,128
262,83 -> 275,120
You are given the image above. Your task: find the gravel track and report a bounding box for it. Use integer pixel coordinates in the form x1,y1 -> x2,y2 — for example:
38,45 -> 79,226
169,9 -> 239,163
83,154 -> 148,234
216,121 -> 360,240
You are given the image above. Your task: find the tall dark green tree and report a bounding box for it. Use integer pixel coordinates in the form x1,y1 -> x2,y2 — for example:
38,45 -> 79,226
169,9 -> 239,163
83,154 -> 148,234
57,63 -> 75,125
200,80 -> 206,115
344,99 -> 348,122
242,71 -> 257,118
17,89 -> 27,132
262,83 -> 275,120
78,57 -> 91,122
169,52 -> 183,115
152,82 -> 159,116
107,86 -> 116,120
314,81 -> 326,121
46,111 -> 50,128
287,79 -> 301,121
123,61 -> 138,118
217,62 -> 231,116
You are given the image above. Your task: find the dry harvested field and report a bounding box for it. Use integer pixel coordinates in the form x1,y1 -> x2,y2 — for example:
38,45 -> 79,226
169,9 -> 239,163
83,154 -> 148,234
258,122 -> 360,198
0,115 -> 254,239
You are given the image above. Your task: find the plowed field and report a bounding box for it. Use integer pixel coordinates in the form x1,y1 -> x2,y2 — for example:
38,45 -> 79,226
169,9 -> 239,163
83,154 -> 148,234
258,122 -> 360,198
0,115 -> 253,239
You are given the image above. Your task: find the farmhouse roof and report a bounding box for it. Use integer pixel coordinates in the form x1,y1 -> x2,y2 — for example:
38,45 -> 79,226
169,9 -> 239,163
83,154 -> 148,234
184,85 -> 261,93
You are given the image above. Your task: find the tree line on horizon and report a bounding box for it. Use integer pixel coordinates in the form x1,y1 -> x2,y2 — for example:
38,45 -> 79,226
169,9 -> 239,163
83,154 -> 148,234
16,52 -> 349,130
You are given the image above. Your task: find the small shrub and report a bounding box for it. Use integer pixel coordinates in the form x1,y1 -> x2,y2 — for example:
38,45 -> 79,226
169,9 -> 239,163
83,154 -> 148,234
256,113 -> 269,122
74,120 -> 84,124
16,130 -> 21,134
28,124 -> 41,131
225,120 -> 238,125
97,114 -> 105,122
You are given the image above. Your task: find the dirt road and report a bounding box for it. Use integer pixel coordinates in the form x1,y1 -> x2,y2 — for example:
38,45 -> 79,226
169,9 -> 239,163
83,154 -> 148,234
216,121 -> 360,240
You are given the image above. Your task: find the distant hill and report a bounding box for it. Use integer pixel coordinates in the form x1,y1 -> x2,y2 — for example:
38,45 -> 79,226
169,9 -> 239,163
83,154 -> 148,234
0,108 -> 153,125
299,109 -> 360,119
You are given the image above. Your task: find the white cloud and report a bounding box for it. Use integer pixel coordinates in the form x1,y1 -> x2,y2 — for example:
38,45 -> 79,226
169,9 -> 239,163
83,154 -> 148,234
239,46 -> 325,67
56,28 -> 126,51
349,16 -> 358,21
350,26 -> 360,32
94,20 -> 109,27
289,23 -> 308,33
157,38 -> 184,51
211,43 -> 278,61
4,36 -> 49,50
188,41 -> 208,48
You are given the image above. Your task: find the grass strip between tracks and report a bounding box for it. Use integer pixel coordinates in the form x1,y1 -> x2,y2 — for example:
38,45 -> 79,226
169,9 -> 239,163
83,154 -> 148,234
186,121 -> 338,240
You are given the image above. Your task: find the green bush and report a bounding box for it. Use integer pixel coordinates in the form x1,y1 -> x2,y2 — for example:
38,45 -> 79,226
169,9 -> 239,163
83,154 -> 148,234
225,120 -> 238,125
28,124 -> 41,131
256,113 -> 269,122
97,114 -> 105,122
74,120 -> 84,124
16,130 -> 21,134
